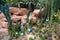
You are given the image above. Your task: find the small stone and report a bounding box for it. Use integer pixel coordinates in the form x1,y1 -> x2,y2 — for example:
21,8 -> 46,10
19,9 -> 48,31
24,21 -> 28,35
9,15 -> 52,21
2,22 -> 8,29
20,32 -> 24,36
46,19 -> 49,22
15,32 -> 18,35
27,28 -> 31,32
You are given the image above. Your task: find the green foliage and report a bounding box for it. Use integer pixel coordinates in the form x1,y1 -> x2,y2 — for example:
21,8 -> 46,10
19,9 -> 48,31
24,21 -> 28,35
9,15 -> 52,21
53,0 -> 60,11
8,22 -> 20,37
6,0 -> 11,5
52,15 -> 58,22
44,28 -> 52,34
38,36 -> 45,40
6,0 -> 20,6
52,10 -> 60,23
37,21 -> 43,29
29,19 -> 34,27
23,23 -> 27,31
26,11 -> 31,23
1,0 -> 59,39
29,37 -> 33,40
0,0 -> 12,28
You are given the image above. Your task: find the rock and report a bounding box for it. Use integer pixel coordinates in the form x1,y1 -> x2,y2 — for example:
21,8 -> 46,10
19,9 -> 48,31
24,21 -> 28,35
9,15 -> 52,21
19,8 -> 28,15
32,17 -> 36,23
33,8 -> 45,17
2,22 -> 8,29
9,7 -> 20,15
32,25 -> 37,30
1,18 -> 7,22
0,28 -> 9,40
41,8 -> 45,12
11,15 -> 22,22
29,13 -> 37,23
41,27 -> 45,32
0,13 -> 5,19
21,15 -> 27,24
0,28 -> 8,35
29,15 -> 32,20
33,9 -> 40,16
2,35 -> 10,40
29,13 -> 33,20
0,21 -> 2,29
10,7 -> 28,15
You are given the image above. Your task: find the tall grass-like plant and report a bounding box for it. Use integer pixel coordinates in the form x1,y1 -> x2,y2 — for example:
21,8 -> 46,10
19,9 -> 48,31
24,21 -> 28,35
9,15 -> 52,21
1,0 -> 59,40
6,0 -> 20,6
0,0 -> 12,29
0,0 -> 20,39
0,0 -> 16,39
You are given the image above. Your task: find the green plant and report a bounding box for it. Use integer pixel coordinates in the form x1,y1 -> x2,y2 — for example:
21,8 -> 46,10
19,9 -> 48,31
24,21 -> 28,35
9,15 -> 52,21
0,0 -> 12,29
29,37 -> 33,40
38,36 -> 45,40
23,23 -> 27,31
6,0 -> 20,6
53,0 -> 60,12
37,21 -> 43,29
29,19 -> 34,27
8,22 -> 20,37
44,28 -> 52,34
52,14 -> 58,22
